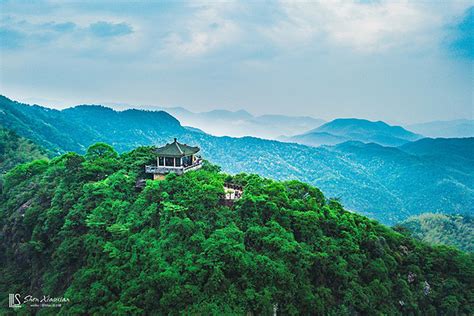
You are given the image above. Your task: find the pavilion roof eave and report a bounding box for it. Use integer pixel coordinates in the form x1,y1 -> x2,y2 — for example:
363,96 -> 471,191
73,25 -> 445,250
154,139 -> 200,157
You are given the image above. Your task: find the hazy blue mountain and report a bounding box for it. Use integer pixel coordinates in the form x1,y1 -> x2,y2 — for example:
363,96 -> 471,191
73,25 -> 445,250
184,126 -> 206,134
110,103 -> 325,139
399,137 -> 474,174
407,119 -> 474,138
286,118 -> 422,147
280,131 -> 348,146
400,137 -> 473,160
165,107 -> 325,139
316,119 -> 421,140
201,109 -> 254,120
254,114 -> 324,131
1,95 -> 472,224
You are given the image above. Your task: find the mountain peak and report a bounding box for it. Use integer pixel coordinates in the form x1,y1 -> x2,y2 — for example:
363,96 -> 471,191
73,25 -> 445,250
321,118 -> 391,129
285,118 -> 422,147
65,104 -> 116,112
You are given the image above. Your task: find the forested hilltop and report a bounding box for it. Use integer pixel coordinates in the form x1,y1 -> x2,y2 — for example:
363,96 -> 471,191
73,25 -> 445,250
1,144 -> 472,315
1,96 -> 473,224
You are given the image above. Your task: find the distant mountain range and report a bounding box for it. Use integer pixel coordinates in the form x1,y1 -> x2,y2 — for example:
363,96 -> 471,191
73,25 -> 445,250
1,95 -> 473,224
282,118 -> 423,147
109,102 -> 473,142
407,119 -> 474,138
108,104 -> 325,139
399,137 -> 474,174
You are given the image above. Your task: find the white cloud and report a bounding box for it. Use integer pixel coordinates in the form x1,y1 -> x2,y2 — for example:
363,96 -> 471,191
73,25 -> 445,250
1,0 -> 472,124
264,0 -> 470,53
162,2 -> 242,57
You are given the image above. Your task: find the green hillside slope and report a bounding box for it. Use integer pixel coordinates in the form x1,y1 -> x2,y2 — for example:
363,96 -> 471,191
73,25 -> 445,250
398,213 -> 474,252
0,96 -> 182,153
326,141 -> 473,222
0,126 -> 48,178
1,144 -> 472,314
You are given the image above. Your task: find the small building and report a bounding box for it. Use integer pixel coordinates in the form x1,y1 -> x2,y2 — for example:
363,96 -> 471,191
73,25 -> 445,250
223,183 -> 243,200
145,138 -> 203,180
221,182 -> 243,207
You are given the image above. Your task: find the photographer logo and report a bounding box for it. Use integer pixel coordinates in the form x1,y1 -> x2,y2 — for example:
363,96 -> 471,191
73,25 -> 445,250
8,293 -> 69,308
8,294 -> 21,308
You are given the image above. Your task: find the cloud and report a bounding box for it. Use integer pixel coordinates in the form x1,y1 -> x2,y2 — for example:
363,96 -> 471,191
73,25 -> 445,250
0,28 -> 25,49
2,1 -> 468,60
0,20 -> 78,51
263,0 -> 469,53
0,0 -> 472,125
0,15 -> 135,55
88,21 -> 133,38
449,6 -> 474,59
46,21 -> 76,32
162,3 -> 242,57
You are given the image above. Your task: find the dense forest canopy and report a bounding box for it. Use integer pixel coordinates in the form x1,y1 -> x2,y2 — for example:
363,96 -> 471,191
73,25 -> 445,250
1,96 -> 473,224
1,143 -> 472,314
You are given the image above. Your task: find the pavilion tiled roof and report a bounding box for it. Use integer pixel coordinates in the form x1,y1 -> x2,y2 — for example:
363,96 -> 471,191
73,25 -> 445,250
154,138 -> 200,157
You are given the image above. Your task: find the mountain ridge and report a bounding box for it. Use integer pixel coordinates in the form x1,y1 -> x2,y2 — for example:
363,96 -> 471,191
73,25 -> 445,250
1,95 -> 472,224
109,103 -> 326,139
407,119 -> 474,138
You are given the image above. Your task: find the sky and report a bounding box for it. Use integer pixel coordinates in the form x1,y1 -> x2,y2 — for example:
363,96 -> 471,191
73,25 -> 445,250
0,0 -> 472,124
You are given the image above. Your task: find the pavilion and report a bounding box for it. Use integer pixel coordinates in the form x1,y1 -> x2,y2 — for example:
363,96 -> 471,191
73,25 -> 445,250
145,138 -> 202,180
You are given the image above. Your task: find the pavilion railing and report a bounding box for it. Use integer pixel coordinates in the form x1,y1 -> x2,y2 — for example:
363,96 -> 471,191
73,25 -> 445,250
183,160 -> 203,172
145,160 -> 203,175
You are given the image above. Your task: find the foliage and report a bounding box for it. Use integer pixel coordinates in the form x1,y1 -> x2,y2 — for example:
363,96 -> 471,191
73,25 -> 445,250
0,126 -> 48,181
397,213 -> 474,252
0,144 -> 472,314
